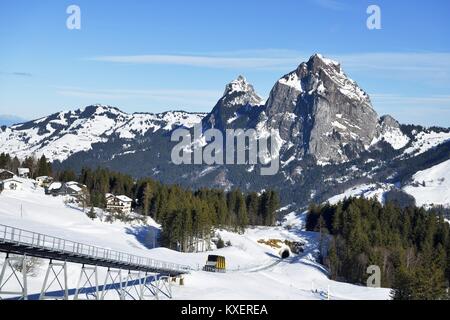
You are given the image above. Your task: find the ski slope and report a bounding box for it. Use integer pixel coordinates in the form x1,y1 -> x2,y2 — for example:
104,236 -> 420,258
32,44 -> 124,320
0,179 -> 390,300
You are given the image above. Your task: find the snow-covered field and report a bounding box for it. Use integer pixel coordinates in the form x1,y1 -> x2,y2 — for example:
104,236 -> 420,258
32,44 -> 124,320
327,183 -> 393,205
0,179 -> 390,300
403,159 -> 450,208
403,130 -> 450,157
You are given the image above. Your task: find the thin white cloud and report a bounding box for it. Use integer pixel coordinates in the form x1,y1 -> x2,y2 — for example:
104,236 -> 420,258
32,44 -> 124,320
55,87 -> 222,108
89,51 -> 450,78
335,52 -> 450,73
371,93 -> 450,126
89,54 -> 299,70
371,94 -> 450,106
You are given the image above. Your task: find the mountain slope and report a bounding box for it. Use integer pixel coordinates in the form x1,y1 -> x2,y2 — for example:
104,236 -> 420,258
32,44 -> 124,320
0,105 -> 205,162
403,159 -> 450,208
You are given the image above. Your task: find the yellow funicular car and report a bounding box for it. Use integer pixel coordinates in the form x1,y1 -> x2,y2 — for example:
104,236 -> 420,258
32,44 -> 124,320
203,255 -> 226,273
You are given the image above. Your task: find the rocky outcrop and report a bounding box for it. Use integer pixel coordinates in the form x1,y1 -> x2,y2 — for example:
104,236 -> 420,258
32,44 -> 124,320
202,75 -> 263,131
374,115 -> 410,150
263,54 -> 379,163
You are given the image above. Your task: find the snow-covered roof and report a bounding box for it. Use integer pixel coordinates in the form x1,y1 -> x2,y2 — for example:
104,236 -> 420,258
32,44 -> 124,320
0,169 -> 14,175
18,168 -> 30,174
67,185 -> 82,193
116,195 -> 132,203
36,176 -> 53,180
65,181 -> 86,188
48,182 -> 62,190
1,178 -> 23,184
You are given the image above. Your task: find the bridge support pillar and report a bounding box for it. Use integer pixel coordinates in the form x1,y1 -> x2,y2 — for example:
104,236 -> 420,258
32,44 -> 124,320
141,273 -> 160,300
101,268 -> 124,300
154,275 -> 172,299
74,265 -> 99,300
39,260 -> 68,300
0,254 -> 28,300
122,270 -> 145,300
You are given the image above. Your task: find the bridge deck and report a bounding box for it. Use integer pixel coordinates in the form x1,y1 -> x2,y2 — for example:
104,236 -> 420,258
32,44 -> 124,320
0,224 -> 189,276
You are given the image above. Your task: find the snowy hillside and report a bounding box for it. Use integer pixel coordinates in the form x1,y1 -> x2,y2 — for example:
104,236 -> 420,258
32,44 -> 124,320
323,164 -> 450,211
0,179 -> 390,300
327,183 -> 394,205
403,130 -> 450,157
403,159 -> 450,208
0,105 -> 205,162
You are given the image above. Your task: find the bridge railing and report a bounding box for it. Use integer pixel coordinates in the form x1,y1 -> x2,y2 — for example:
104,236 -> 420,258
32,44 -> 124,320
0,224 -> 190,274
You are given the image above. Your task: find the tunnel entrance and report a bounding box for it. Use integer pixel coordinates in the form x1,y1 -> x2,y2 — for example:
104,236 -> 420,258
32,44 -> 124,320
281,249 -> 290,259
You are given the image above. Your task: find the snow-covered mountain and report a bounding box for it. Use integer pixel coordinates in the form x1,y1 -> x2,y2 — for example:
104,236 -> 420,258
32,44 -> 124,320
1,53 -> 449,210
0,105 -> 205,162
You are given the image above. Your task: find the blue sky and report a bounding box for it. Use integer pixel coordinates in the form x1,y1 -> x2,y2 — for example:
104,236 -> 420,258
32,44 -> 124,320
1,0 -> 450,127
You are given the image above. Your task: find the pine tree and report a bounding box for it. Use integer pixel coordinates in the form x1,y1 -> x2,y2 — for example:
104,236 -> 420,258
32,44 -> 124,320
142,182 -> 154,216
391,268 -> 414,300
36,155 -> 52,177
87,207 -> 96,220
236,194 -> 248,233
246,192 -> 259,225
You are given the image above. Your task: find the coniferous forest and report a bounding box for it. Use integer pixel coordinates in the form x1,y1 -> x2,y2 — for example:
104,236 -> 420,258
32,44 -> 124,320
1,152 -> 281,252
306,197 -> 450,300
60,167 -> 280,252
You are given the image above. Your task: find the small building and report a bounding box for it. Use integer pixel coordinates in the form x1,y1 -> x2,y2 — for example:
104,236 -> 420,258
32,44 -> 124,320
65,181 -> 86,197
0,169 -> 15,181
46,182 -> 65,196
17,168 -> 30,178
46,181 -> 87,197
0,178 -> 23,191
36,176 -> 54,187
105,193 -> 132,214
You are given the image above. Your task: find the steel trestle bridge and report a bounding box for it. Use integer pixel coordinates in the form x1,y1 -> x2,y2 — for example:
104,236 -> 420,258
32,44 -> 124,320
0,224 -> 190,300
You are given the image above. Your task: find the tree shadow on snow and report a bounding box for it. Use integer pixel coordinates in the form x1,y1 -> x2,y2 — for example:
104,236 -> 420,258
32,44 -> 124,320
125,225 -> 160,249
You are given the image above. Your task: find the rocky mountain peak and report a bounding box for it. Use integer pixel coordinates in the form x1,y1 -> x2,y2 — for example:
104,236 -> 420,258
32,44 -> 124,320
222,76 -> 263,107
379,115 -> 401,129
305,53 -> 341,74
264,54 -> 379,163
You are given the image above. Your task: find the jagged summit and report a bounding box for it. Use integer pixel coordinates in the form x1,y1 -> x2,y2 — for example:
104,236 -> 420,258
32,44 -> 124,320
221,75 -> 263,107
224,75 -> 249,94
264,53 -> 379,163
306,53 -> 340,71
276,54 -> 370,107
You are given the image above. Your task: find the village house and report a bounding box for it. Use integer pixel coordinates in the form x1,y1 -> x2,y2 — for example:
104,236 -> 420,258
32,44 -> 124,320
0,178 -> 23,191
0,169 -> 20,192
35,176 -> 54,188
65,181 -> 87,197
46,181 -> 87,197
46,182 -> 65,196
17,168 -> 30,178
105,193 -> 133,214
0,169 -> 15,181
